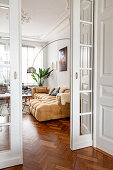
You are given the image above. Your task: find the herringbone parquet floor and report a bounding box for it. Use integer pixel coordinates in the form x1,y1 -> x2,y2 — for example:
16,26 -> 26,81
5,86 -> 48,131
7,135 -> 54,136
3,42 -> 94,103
3,115 -> 113,170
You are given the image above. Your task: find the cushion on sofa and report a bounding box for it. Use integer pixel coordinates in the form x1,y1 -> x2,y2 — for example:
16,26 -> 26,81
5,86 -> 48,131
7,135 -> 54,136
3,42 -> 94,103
36,87 -> 48,93
64,89 -> 70,93
51,87 -> 60,96
49,88 -> 55,96
59,88 -> 70,93
57,93 -> 70,105
36,93 -> 55,99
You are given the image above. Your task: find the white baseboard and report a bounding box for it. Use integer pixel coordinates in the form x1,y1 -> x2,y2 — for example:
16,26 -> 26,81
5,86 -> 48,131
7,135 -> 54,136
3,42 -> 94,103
0,157 -> 23,169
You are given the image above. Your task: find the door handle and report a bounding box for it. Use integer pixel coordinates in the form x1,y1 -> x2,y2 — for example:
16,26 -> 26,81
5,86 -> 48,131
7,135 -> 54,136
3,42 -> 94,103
14,72 -> 17,79
75,72 -> 78,79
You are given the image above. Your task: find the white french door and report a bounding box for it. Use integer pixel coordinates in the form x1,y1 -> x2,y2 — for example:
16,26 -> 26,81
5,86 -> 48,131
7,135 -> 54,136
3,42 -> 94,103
0,0 -> 23,169
71,0 -> 94,150
96,0 -> 113,156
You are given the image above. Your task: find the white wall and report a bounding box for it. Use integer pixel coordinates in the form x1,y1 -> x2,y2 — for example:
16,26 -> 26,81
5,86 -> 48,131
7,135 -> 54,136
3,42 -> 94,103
46,38 -> 70,88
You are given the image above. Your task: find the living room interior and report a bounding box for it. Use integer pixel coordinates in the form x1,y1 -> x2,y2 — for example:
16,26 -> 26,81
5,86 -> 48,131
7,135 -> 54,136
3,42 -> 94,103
21,0 -> 71,119
0,0 -> 72,162
0,0 -> 71,116
0,0 -> 113,169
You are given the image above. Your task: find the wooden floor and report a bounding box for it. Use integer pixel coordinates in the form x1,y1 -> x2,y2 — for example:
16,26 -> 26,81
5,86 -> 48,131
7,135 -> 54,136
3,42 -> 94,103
3,115 -> 113,170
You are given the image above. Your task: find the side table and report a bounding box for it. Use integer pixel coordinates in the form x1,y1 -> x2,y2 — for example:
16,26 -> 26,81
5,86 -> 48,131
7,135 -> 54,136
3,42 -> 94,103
22,93 -> 32,113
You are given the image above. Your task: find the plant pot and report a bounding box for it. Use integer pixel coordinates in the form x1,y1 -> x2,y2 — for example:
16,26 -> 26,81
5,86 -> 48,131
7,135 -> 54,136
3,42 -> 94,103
38,79 -> 44,87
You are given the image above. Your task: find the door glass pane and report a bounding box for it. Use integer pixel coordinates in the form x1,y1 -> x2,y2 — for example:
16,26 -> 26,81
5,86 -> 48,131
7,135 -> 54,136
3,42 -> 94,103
80,23 -> 92,45
0,4 -> 10,152
80,0 -> 92,22
80,70 -> 92,90
0,95 -> 10,124
80,47 -> 92,68
0,6 -> 10,122
80,92 -> 91,113
0,126 -> 10,151
0,0 -> 9,5
0,6 -> 9,33
79,0 -> 93,142
80,114 -> 91,135
0,115 -> 10,124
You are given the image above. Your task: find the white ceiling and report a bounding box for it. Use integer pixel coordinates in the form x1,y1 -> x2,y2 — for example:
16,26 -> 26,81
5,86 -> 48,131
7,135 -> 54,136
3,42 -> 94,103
0,0 -> 70,42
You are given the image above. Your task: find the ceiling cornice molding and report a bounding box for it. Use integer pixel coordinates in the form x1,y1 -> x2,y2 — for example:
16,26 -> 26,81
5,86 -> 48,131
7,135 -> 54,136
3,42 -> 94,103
22,0 -> 70,42
0,32 -> 46,43
44,18 -> 70,42
22,14 -> 70,42
24,7 -> 70,42
41,10 -> 70,41
55,20 -> 70,35
22,35 -> 42,41
40,0 -> 70,41
66,0 -> 70,10
0,0 -> 70,42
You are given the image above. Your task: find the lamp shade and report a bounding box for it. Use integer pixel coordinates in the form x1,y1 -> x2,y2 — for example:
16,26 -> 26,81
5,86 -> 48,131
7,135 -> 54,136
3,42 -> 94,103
27,67 -> 36,73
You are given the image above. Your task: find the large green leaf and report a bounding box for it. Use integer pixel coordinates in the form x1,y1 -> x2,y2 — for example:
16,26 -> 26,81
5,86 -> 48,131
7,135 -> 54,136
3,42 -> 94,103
31,73 -> 38,82
31,67 -> 53,84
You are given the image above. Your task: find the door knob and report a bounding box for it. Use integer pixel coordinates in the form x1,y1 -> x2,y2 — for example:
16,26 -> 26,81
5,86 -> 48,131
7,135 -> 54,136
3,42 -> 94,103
75,72 -> 78,79
14,72 -> 17,79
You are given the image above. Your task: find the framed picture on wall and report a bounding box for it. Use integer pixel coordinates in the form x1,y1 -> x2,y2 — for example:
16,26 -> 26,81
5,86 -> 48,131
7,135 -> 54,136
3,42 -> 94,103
59,47 -> 67,71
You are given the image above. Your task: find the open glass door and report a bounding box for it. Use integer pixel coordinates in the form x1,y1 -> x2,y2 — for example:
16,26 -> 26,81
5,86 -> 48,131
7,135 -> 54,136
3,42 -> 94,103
71,0 -> 94,150
0,0 -> 22,169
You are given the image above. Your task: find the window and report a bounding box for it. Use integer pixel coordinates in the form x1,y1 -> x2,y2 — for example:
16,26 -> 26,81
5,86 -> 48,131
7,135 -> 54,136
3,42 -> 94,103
22,46 -> 43,85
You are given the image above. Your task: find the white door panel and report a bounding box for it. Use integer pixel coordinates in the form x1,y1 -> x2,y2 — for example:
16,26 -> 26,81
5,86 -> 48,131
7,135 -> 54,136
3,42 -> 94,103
71,0 -> 94,150
0,0 -> 22,169
96,0 -> 113,156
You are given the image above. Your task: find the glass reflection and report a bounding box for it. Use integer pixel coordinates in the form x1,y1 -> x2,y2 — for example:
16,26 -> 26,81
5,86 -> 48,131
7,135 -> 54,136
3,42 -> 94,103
0,44 -> 10,123
0,6 -> 10,124
0,4 -> 10,152
0,126 -> 10,151
80,0 -> 92,22
0,0 -> 9,5
80,114 -> 91,135
80,23 -> 92,45
80,92 -> 91,113
80,47 -> 92,68
80,70 -> 92,90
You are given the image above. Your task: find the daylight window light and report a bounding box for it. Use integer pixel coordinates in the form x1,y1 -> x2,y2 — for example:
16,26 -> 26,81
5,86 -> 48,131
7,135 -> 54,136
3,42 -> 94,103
0,5 -> 9,9
0,37 -> 9,40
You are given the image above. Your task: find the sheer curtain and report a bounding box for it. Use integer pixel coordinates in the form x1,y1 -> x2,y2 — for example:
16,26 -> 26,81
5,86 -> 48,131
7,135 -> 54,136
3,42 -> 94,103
22,46 -> 43,85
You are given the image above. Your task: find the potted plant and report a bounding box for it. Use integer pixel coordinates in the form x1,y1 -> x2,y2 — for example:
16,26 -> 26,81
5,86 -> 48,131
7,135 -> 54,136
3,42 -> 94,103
31,67 -> 53,86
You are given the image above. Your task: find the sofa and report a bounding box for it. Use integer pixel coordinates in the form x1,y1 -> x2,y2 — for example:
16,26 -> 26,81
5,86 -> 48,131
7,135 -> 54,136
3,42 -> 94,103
29,87 -> 70,122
